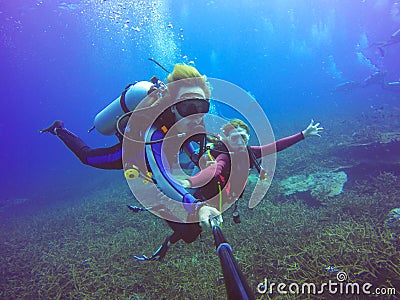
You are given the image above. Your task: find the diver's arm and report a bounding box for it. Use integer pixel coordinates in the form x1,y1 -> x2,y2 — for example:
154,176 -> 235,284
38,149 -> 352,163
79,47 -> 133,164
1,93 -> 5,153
252,120 -> 323,158
181,153 -> 229,188
251,132 -> 304,158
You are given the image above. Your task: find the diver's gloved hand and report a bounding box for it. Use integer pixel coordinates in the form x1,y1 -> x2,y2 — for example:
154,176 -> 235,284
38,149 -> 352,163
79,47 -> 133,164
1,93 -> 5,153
133,235 -> 171,262
302,119 -> 323,138
39,120 -> 64,135
198,205 -> 223,228
177,179 -> 191,188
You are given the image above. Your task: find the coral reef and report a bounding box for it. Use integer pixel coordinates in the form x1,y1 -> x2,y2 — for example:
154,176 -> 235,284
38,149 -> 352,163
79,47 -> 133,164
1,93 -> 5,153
385,208 -> 400,238
280,170 -> 347,201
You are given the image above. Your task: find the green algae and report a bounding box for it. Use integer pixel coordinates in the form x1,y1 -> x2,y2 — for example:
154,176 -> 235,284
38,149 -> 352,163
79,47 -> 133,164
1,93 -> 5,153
1,170 -> 399,299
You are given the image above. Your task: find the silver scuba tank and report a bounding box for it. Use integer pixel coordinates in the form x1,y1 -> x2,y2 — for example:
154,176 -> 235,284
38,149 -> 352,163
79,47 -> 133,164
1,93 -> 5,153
93,81 -> 154,136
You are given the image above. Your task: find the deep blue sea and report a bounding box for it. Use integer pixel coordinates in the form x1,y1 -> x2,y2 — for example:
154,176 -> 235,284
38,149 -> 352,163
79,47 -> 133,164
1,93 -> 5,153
1,1 -> 400,298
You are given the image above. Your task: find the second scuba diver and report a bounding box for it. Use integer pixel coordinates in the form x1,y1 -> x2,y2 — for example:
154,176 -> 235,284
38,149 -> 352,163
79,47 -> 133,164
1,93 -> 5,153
180,118 -> 322,203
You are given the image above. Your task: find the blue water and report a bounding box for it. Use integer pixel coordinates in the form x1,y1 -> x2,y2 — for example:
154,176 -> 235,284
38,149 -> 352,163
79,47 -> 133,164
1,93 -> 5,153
1,0 -> 399,220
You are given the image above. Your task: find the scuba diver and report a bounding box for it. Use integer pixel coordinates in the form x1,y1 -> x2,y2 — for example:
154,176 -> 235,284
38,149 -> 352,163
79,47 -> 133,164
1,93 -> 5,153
361,70 -> 387,88
369,28 -> 400,57
333,70 -> 388,92
384,80 -> 400,91
133,118 -> 323,261
179,118 -> 323,208
332,81 -> 361,92
41,64 -> 223,255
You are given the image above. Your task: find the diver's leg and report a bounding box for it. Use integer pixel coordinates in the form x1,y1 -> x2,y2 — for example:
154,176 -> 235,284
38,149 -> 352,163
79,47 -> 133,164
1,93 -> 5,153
39,120 -> 64,135
54,127 -> 93,164
40,120 -> 122,169
167,221 -> 202,243
133,220 -> 201,262
134,234 -> 172,261
40,120 -> 86,159
56,128 -> 123,169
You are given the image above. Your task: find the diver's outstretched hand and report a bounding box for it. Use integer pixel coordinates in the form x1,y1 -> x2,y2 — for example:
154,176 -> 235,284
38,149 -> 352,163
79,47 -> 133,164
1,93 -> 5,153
133,235 -> 170,262
302,119 -> 323,138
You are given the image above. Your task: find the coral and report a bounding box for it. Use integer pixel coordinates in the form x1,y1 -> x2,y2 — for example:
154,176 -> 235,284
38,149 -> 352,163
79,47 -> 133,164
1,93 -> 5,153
280,170 -> 347,200
385,208 -> 400,237
379,131 -> 400,144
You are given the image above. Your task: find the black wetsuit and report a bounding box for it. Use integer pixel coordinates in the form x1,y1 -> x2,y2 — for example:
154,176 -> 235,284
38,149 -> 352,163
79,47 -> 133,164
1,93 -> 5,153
56,128 -> 123,170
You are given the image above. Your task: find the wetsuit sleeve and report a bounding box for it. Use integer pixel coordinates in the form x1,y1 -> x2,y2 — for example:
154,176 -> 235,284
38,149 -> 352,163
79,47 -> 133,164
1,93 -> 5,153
57,128 -> 123,170
186,153 -> 229,188
251,132 -> 304,159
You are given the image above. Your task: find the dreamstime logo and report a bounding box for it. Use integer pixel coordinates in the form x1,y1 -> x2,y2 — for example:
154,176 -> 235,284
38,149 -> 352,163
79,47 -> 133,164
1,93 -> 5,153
123,77 -> 277,223
257,272 -> 397,296
336,271 -> 347,281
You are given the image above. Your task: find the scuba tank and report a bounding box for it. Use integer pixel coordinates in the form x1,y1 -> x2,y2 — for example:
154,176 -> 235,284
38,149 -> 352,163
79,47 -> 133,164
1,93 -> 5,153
93,81 -> 154,136
92,58 -> 170,136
